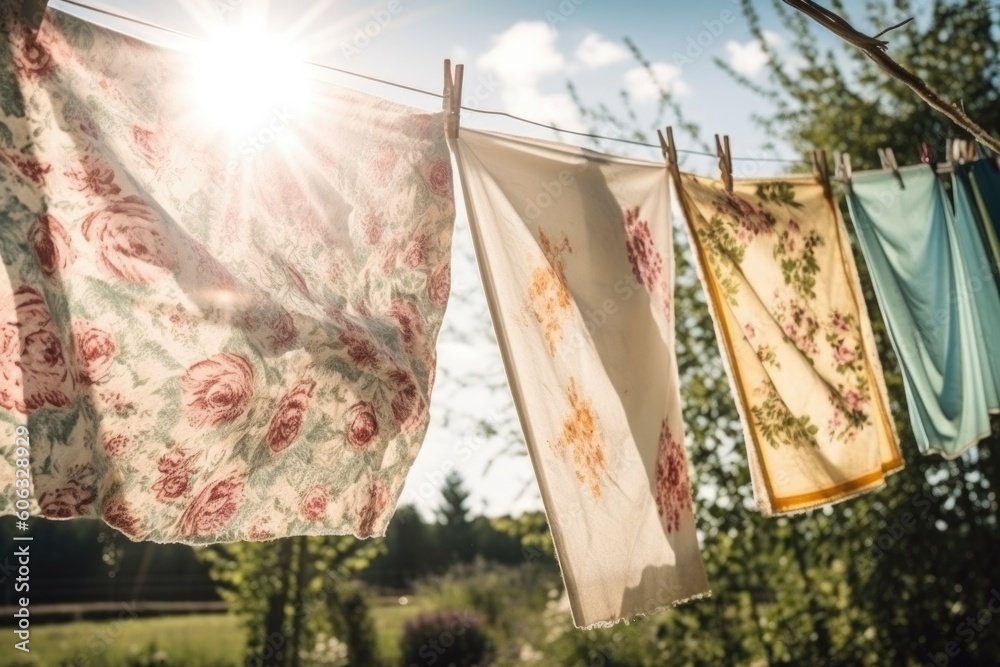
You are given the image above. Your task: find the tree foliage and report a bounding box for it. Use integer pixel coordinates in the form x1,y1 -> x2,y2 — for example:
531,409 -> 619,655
718,0 -> 1000,167
197,535 -> 382,666
437,470 -> 477,564
553,2 -> 1000,664
362,473 -> 543,590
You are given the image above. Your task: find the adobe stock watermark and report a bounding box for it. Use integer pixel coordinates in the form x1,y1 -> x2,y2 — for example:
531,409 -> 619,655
545,0 -> 589,28
924,589 -> 1000,667
573,581 -> 705,667
339,0 -> 405,62
576,630 -> 628,667
214,0 -> 241,17
732,147 -> 788,180
858,488 -> 934,573
923,256 -> 996,335
518,160 -> 674,360
222,106 -> 296,184
400,408 -> 507,513
247,632 -> 287,667
406,614 -> 476,666
671,3 -> 740,68
524,170 -> 576,221
458,73 -> 501,112
245,568 -> 355,667
57,602 -> 144,667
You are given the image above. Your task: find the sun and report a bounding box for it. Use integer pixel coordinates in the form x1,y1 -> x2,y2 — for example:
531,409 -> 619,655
188,27 -> 311,142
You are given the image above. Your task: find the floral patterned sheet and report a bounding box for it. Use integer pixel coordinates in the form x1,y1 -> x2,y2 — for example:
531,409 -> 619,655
0,4 -> 455,542
455,128 -> 708,629
676,173 -> 902,516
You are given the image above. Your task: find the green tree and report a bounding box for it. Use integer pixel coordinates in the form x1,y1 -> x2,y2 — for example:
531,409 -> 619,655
437,471 -> 477,564
362,505 -> 439,589
469,515 -> 525,565
198,535 -> 382,667
327,581 -> 381,667
545,3 -> 1000,664
717,0 -> 1000,169
720,2 -> 1000,665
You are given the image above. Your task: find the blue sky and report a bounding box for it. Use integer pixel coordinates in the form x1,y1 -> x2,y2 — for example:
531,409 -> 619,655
53,0 -> 879,518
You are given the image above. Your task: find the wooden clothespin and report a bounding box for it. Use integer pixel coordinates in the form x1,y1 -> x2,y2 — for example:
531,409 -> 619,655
965,140 -> 979,163
936,138 -> 954,174
658,126 -> 681,185
442,59 -> 464,143
950,139 -> 974,164
878,147 -> 905,189
715,134 -> 733,193
834,150 -> 852,185
23,0 -> 49,32
812,149 -> 831,199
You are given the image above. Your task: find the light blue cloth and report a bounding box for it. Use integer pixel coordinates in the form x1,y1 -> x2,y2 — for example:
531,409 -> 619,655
846,164 -> 1000,458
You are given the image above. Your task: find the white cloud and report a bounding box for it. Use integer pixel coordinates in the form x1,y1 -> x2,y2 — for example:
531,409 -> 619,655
724,31 -> 782,78
478,21 -> 565,88
575,32 -> 629,69
623,62 -> 690,102
477,21 -> 584,131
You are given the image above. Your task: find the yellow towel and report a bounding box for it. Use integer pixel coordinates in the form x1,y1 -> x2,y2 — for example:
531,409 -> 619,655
675,173 -> 902,515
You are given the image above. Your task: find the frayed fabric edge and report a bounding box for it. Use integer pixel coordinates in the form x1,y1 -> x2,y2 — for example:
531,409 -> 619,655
575,590 -> 714,631
763,477 -> 890,518
921,426 -> 996,462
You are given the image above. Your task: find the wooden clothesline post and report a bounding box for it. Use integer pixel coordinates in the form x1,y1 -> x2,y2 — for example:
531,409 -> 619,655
781,0 -> 1000,156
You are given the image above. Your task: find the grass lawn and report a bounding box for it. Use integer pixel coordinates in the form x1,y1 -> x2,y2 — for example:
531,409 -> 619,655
14,599 -> 428,667
371,595 -> 433,665
21,613 -> 246,667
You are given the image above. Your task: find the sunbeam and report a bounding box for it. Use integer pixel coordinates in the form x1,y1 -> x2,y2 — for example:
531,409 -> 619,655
186,26 -> 311,142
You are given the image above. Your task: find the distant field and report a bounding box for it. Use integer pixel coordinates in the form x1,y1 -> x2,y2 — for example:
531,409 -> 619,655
9,599 -> 429,667
14,613 -> 245,667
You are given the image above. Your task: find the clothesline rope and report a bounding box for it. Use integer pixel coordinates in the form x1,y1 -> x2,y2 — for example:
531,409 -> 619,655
56,0 -> 810,165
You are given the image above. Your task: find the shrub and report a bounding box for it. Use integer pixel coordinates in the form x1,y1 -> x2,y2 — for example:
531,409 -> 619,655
398,610 -> 493,667
412,562 -> 561,663
414,562 -> 558,631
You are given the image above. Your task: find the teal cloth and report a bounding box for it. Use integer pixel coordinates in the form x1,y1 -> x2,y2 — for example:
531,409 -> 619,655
966,160 -> 1000,276
951,167 -> 1000,386
969,159 -> 1000,234
951,160 -> 1000,289
846,164 -> 1000,458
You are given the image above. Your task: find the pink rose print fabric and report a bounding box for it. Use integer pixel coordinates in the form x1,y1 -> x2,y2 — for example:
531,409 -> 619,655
674,173 -> 902,516
0,4 -> 455,543
454,128 -> 708,628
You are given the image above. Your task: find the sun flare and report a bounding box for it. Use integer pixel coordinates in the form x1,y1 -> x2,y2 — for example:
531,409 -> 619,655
189,27 -> 311,141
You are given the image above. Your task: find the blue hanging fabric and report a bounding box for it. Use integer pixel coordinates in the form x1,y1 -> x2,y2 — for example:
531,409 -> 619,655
846,164 -> 1000,459
950,165 -> 1000,387
963,159 -> 1000,281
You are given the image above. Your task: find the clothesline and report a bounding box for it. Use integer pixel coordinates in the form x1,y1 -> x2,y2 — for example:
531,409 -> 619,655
57,0 -> 810,165
5,0 -> 1000,632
